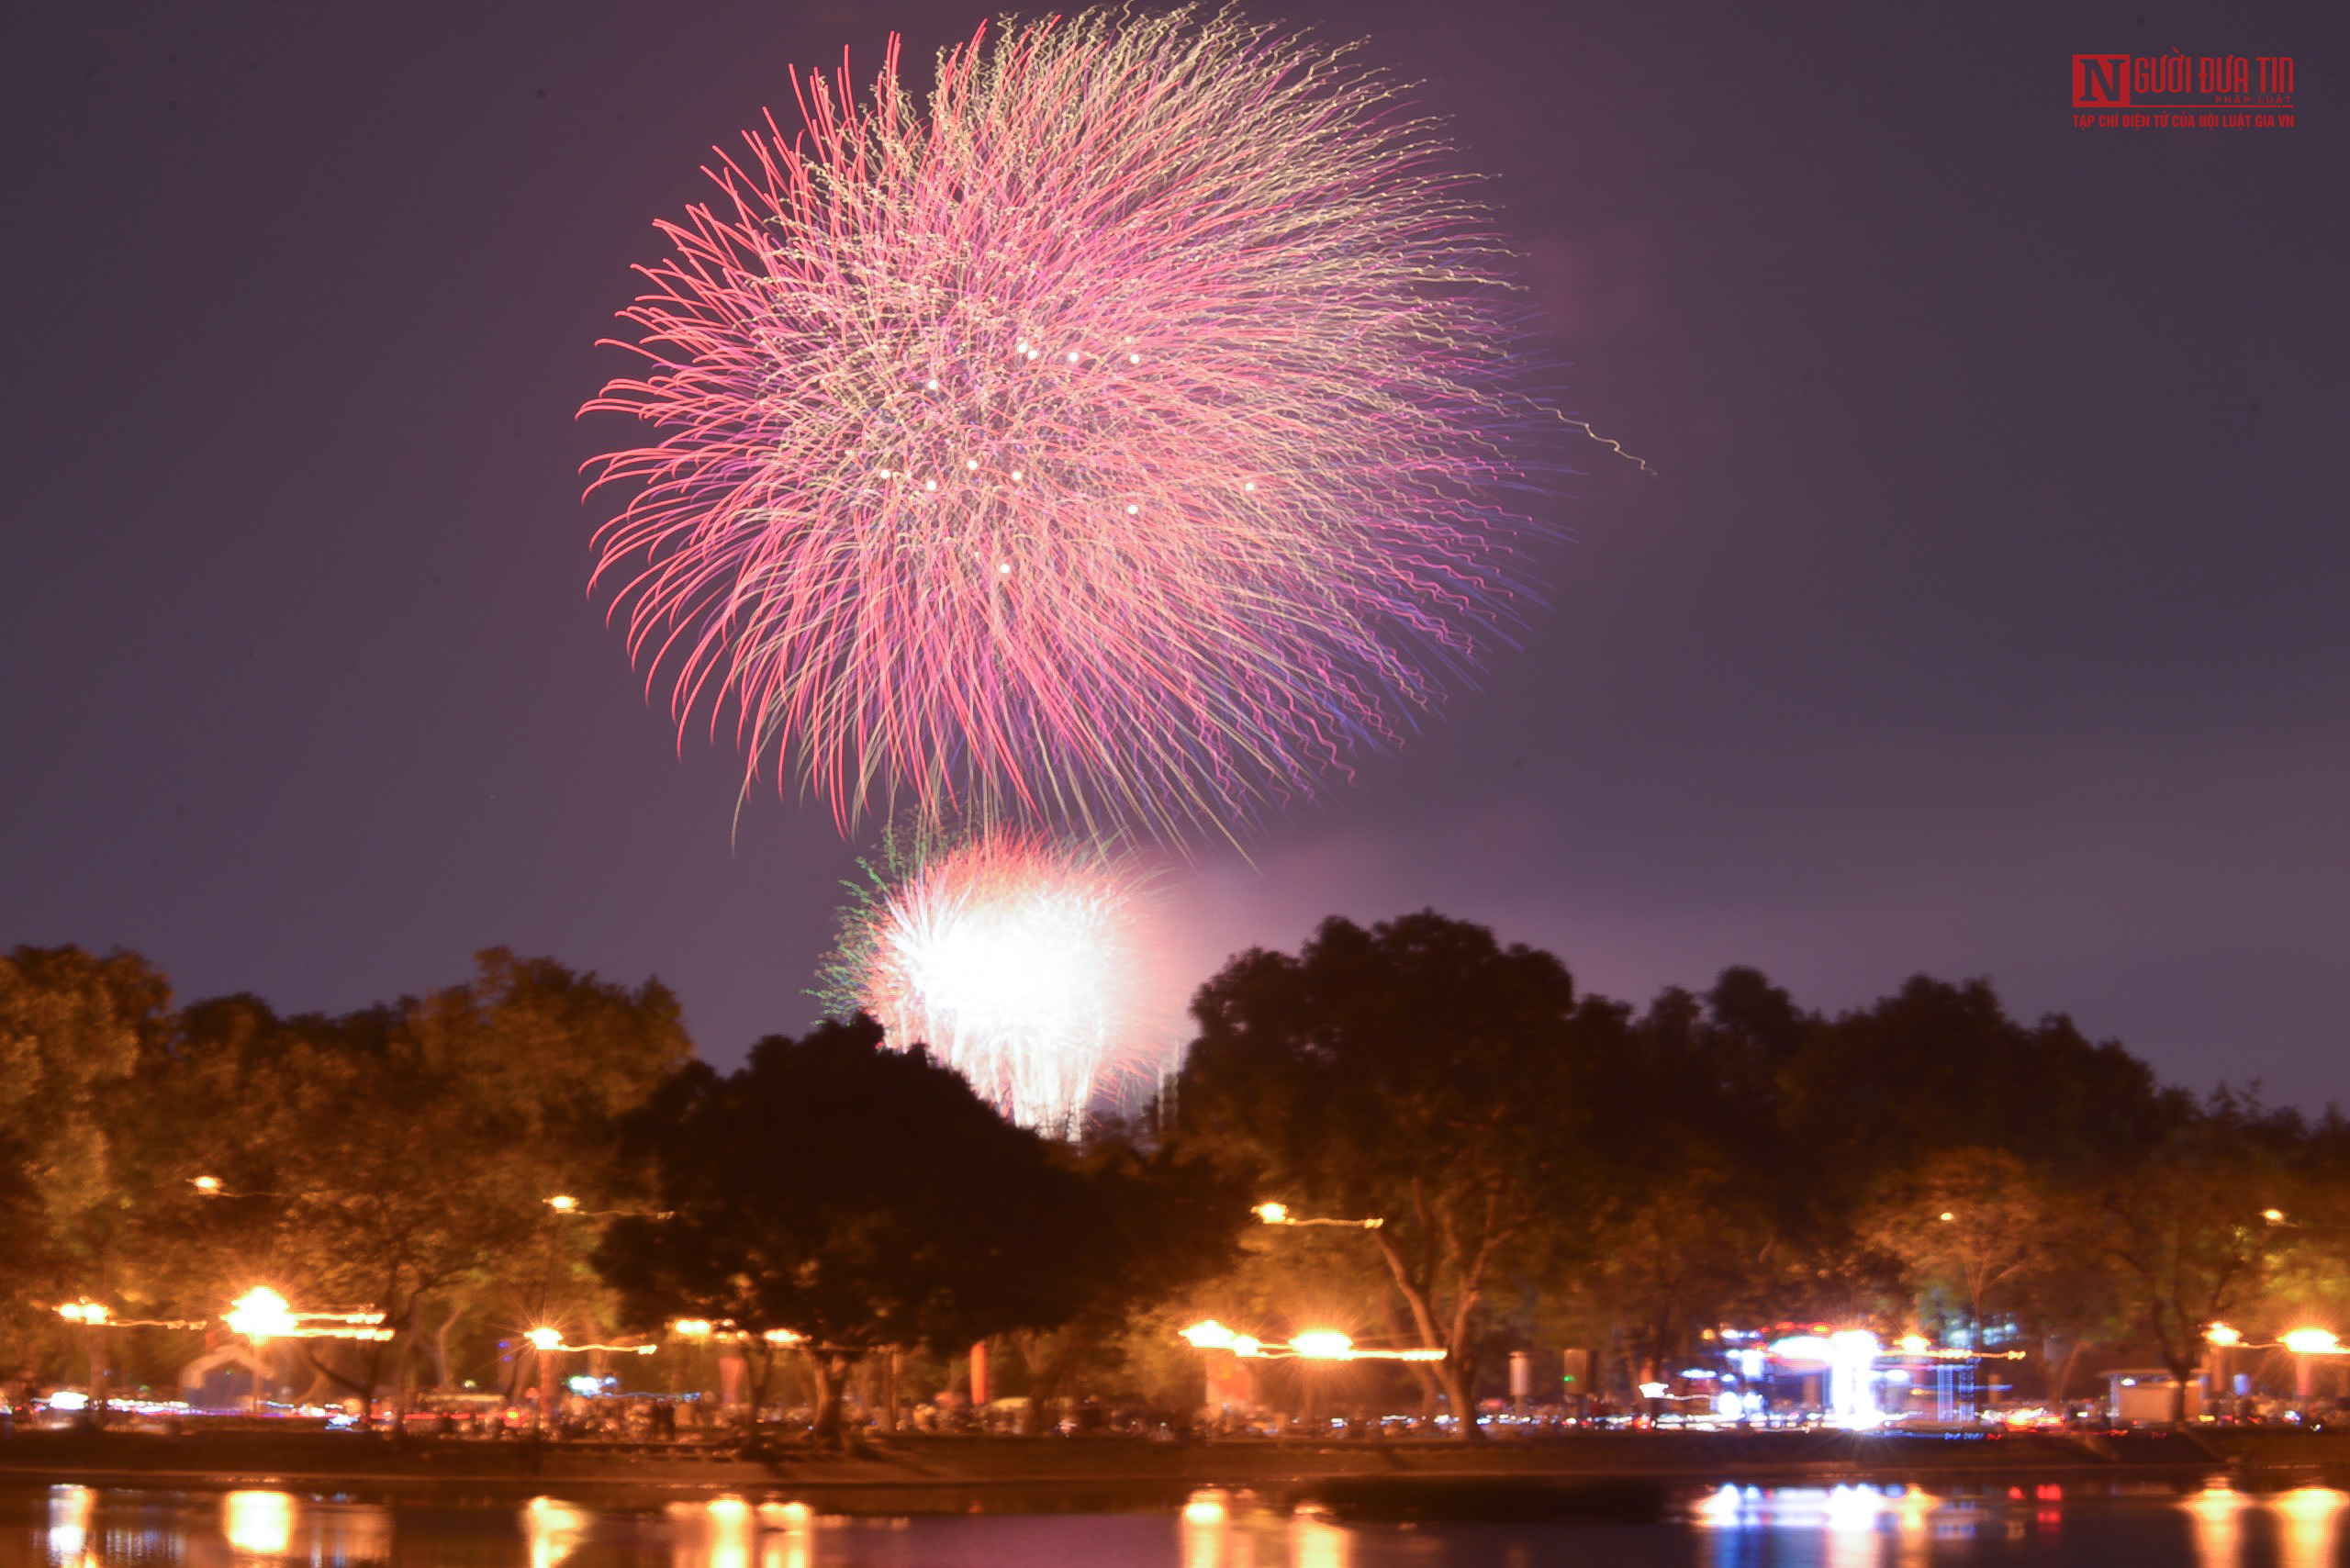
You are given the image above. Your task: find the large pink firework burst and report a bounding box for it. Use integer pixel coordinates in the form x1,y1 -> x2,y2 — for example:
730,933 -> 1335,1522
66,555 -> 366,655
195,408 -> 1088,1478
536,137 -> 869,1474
837,832 -> 1168,1134
586,6 -> 1544,841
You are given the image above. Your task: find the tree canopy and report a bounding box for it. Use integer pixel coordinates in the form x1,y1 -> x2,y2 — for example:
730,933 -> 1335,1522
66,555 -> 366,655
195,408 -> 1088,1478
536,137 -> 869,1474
596,1015 -> 1248,1443
1177,911 -> 1608,1435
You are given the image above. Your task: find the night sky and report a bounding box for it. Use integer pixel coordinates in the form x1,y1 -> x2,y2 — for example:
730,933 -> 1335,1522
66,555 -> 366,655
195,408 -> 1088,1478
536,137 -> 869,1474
4,3 -> 2342,1106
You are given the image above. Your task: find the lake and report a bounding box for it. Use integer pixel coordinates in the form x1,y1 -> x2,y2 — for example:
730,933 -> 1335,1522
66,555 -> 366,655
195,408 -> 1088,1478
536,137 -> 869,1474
7,1476 -> 2344,1565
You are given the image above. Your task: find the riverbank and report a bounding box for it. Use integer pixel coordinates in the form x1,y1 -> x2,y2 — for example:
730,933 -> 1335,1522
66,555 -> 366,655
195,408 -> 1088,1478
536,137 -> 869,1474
5,1427 -> 2347,1501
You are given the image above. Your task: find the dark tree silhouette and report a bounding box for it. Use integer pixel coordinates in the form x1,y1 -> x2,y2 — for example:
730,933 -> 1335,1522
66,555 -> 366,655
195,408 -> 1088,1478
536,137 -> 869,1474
596,1015 -> 1246,1445
1177,912 -> 1604,1438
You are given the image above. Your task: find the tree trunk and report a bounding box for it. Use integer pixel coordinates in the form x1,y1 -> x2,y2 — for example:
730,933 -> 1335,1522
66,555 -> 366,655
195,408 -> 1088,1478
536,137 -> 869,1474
1437,1357 -> 1480,1440
1371,1228 -> 1484,1439
738,1341 -> 777,1454
2042,1334 -> 2081,1406
805,1350 -> 851,1449
430,1302 -> 458,1393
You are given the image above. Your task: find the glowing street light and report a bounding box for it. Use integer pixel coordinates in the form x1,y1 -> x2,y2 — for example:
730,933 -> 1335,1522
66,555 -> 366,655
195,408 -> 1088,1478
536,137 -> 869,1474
224,1287 -> 295,1413
544,1193 -> 673,1219
2204,1323 -> 2244,1348
190,1175 -> 295,1200
1177,1322 -> 1430,1362
526,1327 -> 563,1353
57,1301 -> 116,1413
2284,1327 -> 2340,1406
1181,1320 -> 1237,1350
1253,1201 -> 1383,1229
225,1288 -> 297,1344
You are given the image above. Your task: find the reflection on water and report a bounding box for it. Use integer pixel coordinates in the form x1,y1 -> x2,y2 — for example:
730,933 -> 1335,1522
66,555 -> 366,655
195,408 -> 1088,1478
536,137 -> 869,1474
7,1473 -> 2347,1565
1181,1487 -> 1233,1568
1692,1478 -> 2346,1568
1287,1506 -> 1348,1568
223,1489 -> 293,1556
658,1496 -> 843,1568
758,1500 -> 815,1568
1697,1483 -> 1962,1566
526,1495 -> 588,1568
48,1484 -> 95,1566
2185,1480 -> 2244,1565
2277,1486 -> 2347,1568
216,1488 -> 391,1563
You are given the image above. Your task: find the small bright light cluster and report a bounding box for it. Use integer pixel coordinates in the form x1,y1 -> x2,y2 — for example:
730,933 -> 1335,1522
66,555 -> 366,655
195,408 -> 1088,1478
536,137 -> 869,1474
835,833 -> 1157,1132
586,6 -> 1540,840
1181,1320 -> 1443,1361
223,1287 -> 394,1344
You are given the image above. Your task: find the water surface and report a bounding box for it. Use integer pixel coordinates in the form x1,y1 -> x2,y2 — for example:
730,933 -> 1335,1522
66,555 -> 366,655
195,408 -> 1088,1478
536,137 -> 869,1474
9,1477 -> 2345,1565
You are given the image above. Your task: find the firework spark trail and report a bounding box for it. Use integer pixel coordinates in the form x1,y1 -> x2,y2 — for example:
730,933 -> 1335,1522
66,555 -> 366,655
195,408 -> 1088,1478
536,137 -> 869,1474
835,833 -> 1162,1134
586,6 -> 1547,842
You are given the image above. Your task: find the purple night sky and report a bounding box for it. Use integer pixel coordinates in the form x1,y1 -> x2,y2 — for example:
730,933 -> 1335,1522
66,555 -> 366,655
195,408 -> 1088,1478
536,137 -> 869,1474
3,3 -> 2342,1105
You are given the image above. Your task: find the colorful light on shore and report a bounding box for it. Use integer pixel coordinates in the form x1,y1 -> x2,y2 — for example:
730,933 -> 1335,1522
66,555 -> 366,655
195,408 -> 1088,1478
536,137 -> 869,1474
584,6 -> 1547,841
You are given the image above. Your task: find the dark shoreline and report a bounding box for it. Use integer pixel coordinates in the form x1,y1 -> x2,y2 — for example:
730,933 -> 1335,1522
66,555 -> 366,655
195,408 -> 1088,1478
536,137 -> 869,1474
5,1428 -> 2346,1509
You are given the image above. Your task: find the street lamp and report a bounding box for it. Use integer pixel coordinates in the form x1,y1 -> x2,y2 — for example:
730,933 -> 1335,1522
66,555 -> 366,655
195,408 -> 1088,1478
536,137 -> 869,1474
56,1303 -> 112,1416
224,1288 -> 295,1410
1182,1320 -> 1236,1350
225,1288 -> 297,1341
2204,1323 -> 2244,1416
1253,1202 -> 1382,1229
191,1175 -> 292,1199
544,1194 -> 674,1219
2284,1327 -> 2340,1406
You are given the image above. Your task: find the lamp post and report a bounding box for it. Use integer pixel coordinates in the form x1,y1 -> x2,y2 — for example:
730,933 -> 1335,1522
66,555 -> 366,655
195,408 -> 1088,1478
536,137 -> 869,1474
2204,1323 -> 2243,1415
55,1302 -> 110,1419
223,1288 -> 297,1411
1292,1330 -> 1353,1437
669,1317 -> 714,1411
2282,1327 -> 2339,1407
1179,1322 -> 1438,1433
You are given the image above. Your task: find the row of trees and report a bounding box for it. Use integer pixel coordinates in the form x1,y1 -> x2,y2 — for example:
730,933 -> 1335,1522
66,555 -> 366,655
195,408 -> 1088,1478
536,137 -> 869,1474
0,945 -> 1245,1442
1173,913 -> 2350,1428
0,945 -> 690,1409
6,917 -> 2345,1440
